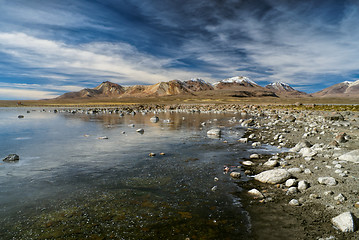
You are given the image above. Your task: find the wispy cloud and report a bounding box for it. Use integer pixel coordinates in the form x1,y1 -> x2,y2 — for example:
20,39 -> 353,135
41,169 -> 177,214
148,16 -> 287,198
0,32 -> 214,88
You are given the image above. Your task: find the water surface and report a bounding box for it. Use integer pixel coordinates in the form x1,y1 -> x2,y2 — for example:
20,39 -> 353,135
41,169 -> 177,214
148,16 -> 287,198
0,108 -> 256,239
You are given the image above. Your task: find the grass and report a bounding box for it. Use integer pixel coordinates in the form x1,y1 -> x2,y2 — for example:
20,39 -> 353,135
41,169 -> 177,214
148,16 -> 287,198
1,94 -> 359,111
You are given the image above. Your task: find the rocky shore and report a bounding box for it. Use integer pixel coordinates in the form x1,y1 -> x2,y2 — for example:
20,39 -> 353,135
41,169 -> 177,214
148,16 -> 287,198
35,104 -> 359,239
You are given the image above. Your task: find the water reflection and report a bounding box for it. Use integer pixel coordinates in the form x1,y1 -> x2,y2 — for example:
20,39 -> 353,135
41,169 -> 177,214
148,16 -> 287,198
0,108 -> 251,239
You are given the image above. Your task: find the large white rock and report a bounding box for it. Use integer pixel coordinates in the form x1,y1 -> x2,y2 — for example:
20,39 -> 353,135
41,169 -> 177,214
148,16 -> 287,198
318,177 -> 337,186
254,169 -> 291,184
331,212 -> 358,232
339,150 -> 359,163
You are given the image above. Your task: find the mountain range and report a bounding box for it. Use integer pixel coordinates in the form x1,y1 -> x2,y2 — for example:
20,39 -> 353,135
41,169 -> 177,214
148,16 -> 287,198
56,77 -> 359,100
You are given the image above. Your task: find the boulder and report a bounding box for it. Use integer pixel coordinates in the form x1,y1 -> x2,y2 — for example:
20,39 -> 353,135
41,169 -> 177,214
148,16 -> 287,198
331,212 -> 358,232
339,150 -> 359,163
318,177 -> 337,186
3,154 -> 20,162
254,169 -> 291,184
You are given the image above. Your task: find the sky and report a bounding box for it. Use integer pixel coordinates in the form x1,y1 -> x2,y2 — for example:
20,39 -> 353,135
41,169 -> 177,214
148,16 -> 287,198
1,0 -> 359,99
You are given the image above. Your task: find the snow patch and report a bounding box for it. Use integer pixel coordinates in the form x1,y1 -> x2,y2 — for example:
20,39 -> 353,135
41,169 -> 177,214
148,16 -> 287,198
213,76 -> 258,86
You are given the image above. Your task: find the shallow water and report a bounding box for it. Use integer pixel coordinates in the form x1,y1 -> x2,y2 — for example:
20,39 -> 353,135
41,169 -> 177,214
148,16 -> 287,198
0,108 -> 256,239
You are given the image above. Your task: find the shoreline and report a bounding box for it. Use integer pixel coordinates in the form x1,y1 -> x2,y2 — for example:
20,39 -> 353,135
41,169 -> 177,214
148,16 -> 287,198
235,107 -> 359,239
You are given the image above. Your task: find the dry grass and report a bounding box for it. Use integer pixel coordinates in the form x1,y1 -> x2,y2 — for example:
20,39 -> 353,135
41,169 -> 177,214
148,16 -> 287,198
1,94 -> 359,110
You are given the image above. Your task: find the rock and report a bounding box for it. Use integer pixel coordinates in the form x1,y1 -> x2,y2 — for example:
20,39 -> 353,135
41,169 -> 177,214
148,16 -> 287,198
211,186 -> 218,192
298,180 -> 309,191
230,172 -> 241,179
289,199 -> 300,206
18,115 -> 24,118
339,150 -> 359,163
285,179 -> 297,187
335,132 -> 347,143
248,189 -> 264,199
331,212 -> 358,232
287,168 -> 303,174
304,169 -> 312,174
149,153 -> 156,157
242,161 -> 254,166
263,160 -> 278,168
334,193 -> 346,203
286,187 -> 298,195
328,140 -> 340,147
289,141 -> 312,152
318,177 -> 337,186
150,116 -> 159,123
241,119 -> 255,127
325,112 -> 344,121
98,136 -> 108,139
3,154 -> 20,162
136,128 -> 145,134
254,169 -> 291,184
238,138 -> 248,143
207,128 -> 221,138
299,148 -> 317,157
252,142 -> 261,147
249,154 -> 260,159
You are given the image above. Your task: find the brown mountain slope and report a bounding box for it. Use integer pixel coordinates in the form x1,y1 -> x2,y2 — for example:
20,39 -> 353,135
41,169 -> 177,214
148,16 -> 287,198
312,81 -> 359,97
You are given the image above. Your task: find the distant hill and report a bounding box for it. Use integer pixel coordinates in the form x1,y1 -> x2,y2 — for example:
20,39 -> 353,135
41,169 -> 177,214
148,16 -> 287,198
184,78 -> 214,91
312,80 -> 359,97
57,81 -> 124,99
55,77 -> 300,100
265,82 -> 307,97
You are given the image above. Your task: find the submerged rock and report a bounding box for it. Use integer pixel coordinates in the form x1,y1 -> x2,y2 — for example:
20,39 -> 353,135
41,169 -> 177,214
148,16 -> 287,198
230,172 -> 241,179
207,128 -> 221,138
136,128 -> 145,134
331,212 -> 358,232
150,116 -> 159,123
3,154 -> 20,162
254,169 -> 291,184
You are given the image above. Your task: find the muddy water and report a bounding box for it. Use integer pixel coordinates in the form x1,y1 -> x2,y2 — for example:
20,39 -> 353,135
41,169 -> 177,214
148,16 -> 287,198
0,108 -> 261,239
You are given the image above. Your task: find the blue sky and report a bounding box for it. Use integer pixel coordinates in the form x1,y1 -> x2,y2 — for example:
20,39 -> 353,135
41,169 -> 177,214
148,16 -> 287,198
0,0 -> 359,99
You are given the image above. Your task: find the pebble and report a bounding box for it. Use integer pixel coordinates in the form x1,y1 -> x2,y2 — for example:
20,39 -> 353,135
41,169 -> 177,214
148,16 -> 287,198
242,161 -> 254,166
289,199 -> 300,206
249,154 -> 260,159
298,180 -> 309,191
286,187 -> 298,195
248,189 -> 264,199
318,177 -> 337,186
285,179 -> 297,187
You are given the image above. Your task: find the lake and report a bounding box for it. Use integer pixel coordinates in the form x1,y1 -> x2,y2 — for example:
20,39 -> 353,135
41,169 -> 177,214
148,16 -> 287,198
0,107 -> 268,239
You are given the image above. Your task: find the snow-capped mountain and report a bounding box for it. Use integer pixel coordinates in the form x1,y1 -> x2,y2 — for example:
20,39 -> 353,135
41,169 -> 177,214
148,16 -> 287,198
265,82 -> 307,97
312,80 -> 359,97
265,82 -> 295,92
213,76 -> 259,89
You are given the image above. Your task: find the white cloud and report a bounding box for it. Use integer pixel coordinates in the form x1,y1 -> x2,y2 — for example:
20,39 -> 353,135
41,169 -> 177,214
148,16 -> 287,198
0,32 -> 214,88
0,88 -> 58,100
